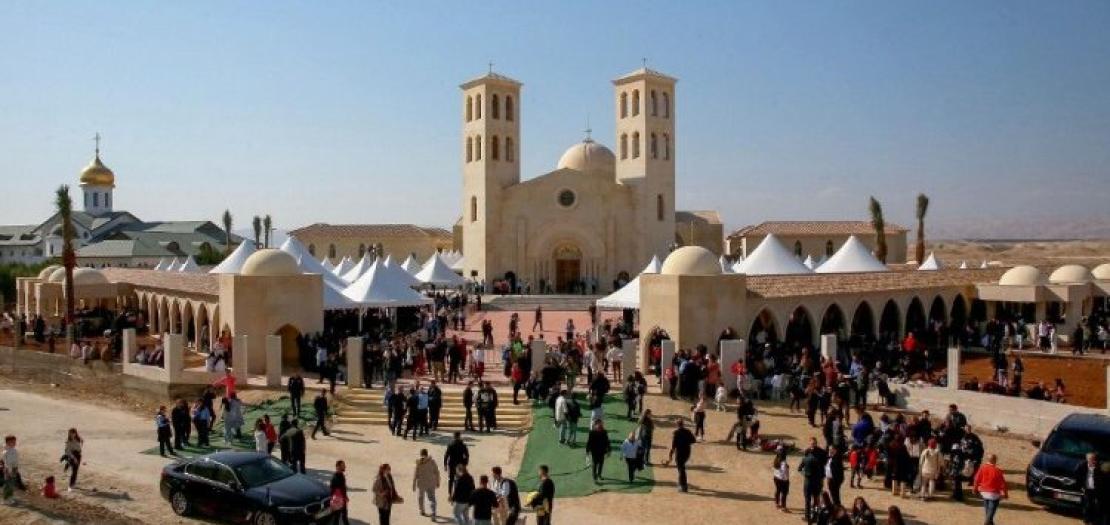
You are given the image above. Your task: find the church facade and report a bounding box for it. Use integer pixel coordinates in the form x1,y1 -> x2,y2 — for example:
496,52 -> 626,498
458,67 -> 719,293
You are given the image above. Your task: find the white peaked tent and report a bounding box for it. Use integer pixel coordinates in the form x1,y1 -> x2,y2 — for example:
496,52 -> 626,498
163,257 -> 180,272
321,258 -> 334,272
342,260 -> 432,308
719,255 -> 734,274
803,255 -> 817,270
289,255 -> 357,310
596,255 -> 662,309
280,237 -> 349,290
918,252 -> 943,271
177,256 -> 201,273
737,234 -> 813,275
449,256 -> 466,272
152,258 -> 168,271
414,253 -> 468,287
730,257 -> 745,274
815,236 -> 889,274
980,260 -> 989,269
209,242 -> 258,274
400,255 -> 421,275
333,256 -> 354,278
959,261 -> 968,270
342,253 -> 374,283
382,255 -> 422,288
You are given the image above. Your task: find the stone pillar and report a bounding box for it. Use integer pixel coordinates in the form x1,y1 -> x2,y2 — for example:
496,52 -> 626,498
719,339 -> 745,392
233,335 -> 249,383
265,335 -> 282,387
660,339 -> 676,394
122,328 -> 137,364
621,339 -> 637,378
530,339 -> 547,378
1035,302 -> 1047,322
820,334 -> 837,363
346,336 -> 364,389
165,333 -> 184,383
947,347 -> 960,391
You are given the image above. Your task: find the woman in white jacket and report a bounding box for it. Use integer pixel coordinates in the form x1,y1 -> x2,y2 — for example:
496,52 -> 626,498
918,438 -> 943,500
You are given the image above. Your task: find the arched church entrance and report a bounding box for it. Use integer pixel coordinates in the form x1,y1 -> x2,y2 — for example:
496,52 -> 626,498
553,244 -> 582,293
275,324 -> 302,369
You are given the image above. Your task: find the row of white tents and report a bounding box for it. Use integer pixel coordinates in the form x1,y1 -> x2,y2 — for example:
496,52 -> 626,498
598,233 -> 988,309
151,256 -> 201,273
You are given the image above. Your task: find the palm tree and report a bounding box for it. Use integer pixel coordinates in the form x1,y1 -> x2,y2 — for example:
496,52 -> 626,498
252,215 -> 262,248
915,193 -> 930,264
263,215 -> 272,248
869,196 -> 888,263
55,185 -> 76,343
222,209 -> 233,255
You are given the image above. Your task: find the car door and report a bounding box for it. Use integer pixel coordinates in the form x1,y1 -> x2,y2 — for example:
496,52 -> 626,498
183,462 -> 223,517
212,463 -> 251,523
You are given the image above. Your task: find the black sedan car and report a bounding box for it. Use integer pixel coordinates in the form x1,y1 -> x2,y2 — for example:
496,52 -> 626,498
1026,413 -> 1110,510
160,451 -> 332,525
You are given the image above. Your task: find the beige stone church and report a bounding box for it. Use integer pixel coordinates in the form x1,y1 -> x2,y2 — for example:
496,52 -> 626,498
456,67 -> 722,293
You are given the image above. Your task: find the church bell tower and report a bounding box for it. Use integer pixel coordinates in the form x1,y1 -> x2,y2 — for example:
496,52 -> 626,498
79,133 -> 116,216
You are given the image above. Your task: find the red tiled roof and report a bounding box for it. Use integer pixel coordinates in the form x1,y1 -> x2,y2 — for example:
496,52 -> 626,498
745,267 -> 1006,299
287,224 -> 452,239
99,268 -> 219,296
729,220 -> 908,239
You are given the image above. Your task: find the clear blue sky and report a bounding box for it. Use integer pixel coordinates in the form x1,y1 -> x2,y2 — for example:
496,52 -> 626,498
3,1 -> 1109,238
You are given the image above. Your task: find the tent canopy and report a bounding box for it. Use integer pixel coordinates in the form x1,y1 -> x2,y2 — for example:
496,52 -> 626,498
918,252 -> 943,271
815,235 -> 889,274
163,257 -> 180,272
400,255 -> 421,275
209,242 -> 257,274
177,256 -> 201,273
596,255 -> 661,309
281,237 -> 349,289
333,256 -> 354,278
341,252 -> 374,283
734,234 -> 812,275
342,260 -> 432,307
414,253 -> 467,287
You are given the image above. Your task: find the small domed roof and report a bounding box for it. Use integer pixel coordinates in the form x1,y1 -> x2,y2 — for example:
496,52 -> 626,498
38,264 -> 61,280
79,154 -> 115,187
1048,264 -> 1092,284
661,246 -> 722,276
46,267 -> 108,286
240,249 -> 300,276
1093,263 -> 1110,281
47,267 -> 67,282
556,138 -> 615,176
998,265 -> 1044,286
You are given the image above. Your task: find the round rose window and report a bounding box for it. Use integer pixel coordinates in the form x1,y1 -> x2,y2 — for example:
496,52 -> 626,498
558,189 -> 576,208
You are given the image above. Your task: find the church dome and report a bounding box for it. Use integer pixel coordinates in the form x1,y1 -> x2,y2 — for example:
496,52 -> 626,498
79,155 -> 115,187
46,267 -> 108,286
1048,264 -> 1092,284
661,246 -> 722,276
241,249 -> 300,277
998,265 -> 1044,286
1093,263 -> 1110,281
557,139 -> 615,176
38,264 -> 61,280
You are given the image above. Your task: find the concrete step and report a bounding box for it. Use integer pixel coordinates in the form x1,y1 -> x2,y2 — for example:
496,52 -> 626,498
481,294 -> 602,312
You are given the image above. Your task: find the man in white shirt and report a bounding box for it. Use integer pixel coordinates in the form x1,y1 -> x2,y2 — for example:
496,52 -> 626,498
554,391 -> 568,440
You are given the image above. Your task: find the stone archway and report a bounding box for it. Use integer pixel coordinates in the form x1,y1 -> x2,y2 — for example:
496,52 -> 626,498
275,324 -> 302,368
749,308 -> 780,346
879,299 -> 901,340
906,297 -> 927,337
820,303 -> 847,341
553,244 -> 582,294
851,301 -> 876,340
784,305 -> 815,349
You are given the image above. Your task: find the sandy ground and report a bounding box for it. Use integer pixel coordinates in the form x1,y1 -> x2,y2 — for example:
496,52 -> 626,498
920,239 -> 1110,268
0,385 -> 1085,525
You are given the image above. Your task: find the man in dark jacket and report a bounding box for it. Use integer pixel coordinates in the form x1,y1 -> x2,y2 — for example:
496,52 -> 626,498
280,420 -> 306,473
444,431 -> 470,494
492,466 -> 521,525
1079,452 -> 1107,525
170,399 -> 191,449
311,389 -> 330,439
449,464 -> 475,525
388,385 -> 406,436
585,420 -> 611,482
826,445 -> 846,506
799,437 -> 827,521
287,372 -> 305,417
428,381 -> 443,431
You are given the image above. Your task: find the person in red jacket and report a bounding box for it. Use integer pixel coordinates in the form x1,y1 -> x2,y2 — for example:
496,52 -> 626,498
972,453 -> 1008,525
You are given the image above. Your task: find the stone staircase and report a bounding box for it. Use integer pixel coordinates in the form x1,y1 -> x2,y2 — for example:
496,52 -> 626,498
335,385 -> 532,431
481,294 -> 602,312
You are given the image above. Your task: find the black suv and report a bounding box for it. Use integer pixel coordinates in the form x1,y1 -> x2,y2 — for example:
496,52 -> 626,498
1026,413 -> 1110,510
160,451 -> 332,525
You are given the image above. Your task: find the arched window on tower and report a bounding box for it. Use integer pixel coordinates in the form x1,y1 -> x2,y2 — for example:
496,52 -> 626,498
651,90 -> 658,116
466,96 -> 473,121
663,133 -> 671,160
491,94 -> 500,119
650,133 -> 658,159
105,193 -> 110,208
93,193 -> 99,207
632,90 -> 640,116
491,135 -> 499,160
475,94 -> 482,119
794,241 -> 803,257
663,92 -> 670,118
475,135 -> 482,160
470,196 -> 478,222
506,95 -> 514,121
308,244 -> 316,256
632,132 -> 640,158
620,92 -> 628,118
328,244 -> 336,258
466,137 -> 473,162
656,194 -> 665,221
359,244 -> 367,257
505,137 -> 514,162
825,240 -> 835,256
620,134 -> 628,159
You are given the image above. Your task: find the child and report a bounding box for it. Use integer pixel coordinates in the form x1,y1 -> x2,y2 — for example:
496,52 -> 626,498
772,448 -> 790,512
42,476 -> 59,499
714,384 -> 728,412
849,445 -> 865,488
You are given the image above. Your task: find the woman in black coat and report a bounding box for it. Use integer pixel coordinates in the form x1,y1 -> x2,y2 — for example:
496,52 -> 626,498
585,420 -> 611,482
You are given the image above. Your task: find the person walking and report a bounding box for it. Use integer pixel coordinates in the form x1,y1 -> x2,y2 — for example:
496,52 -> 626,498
156,406 -> 175,457
491,466 -> 521,525
972,454 -> 1008,525
469,475 -> 499,525
262,415 -> 278,455
918,438 -> 942,500
413,449 -> 440,519
222,393 -> 244,444
61,429 -> 83,491
192,399 -> 212,447
445,432 -> 470,495
585,420 -> 611,483
1079,452 -> 1107,525
554,390 -> 569,444
373,463 -> 400,525
329,460 -> 350,525
253,419 -> 268,453
2,434 -> 25,498
691,394 -> 708,442
826,445 -> 845,506
620,432 -> 641,483
637,409 -> 655,465
463,381 -> 476,431
288,371 -> 306,417
799,437 -> 827,522
772,448 -> 790,512
428,381 -> 443,431
278,415 -> 292,464
170,399 -> 191,449
450,464 -> 475,525
388,385 -> 407,436
666,419 -> 697,492
312,389 -> 331,439
532,306 -> 543,332
535,465 -> 555,525
281,420 -> 307,473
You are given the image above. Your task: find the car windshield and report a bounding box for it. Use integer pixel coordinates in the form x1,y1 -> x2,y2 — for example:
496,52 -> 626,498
1043,430 -> 1110,458
235,457 -> 296,488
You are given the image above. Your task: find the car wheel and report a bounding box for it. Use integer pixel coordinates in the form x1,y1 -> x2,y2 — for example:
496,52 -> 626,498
170,491 -> 191,516
253,511 -> 279,525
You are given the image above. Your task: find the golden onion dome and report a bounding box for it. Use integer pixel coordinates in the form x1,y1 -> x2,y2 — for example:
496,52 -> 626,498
79,154 -> 115,187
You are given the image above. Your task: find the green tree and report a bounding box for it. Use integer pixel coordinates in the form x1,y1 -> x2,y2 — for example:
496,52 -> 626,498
252,215 -> 262,248
55,185 -> 77,342
869,196 -> 888,263
194,243 -> 226,266
915,193 -> 930,264
263,215 -> 272,248
222,209 -> 233,255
